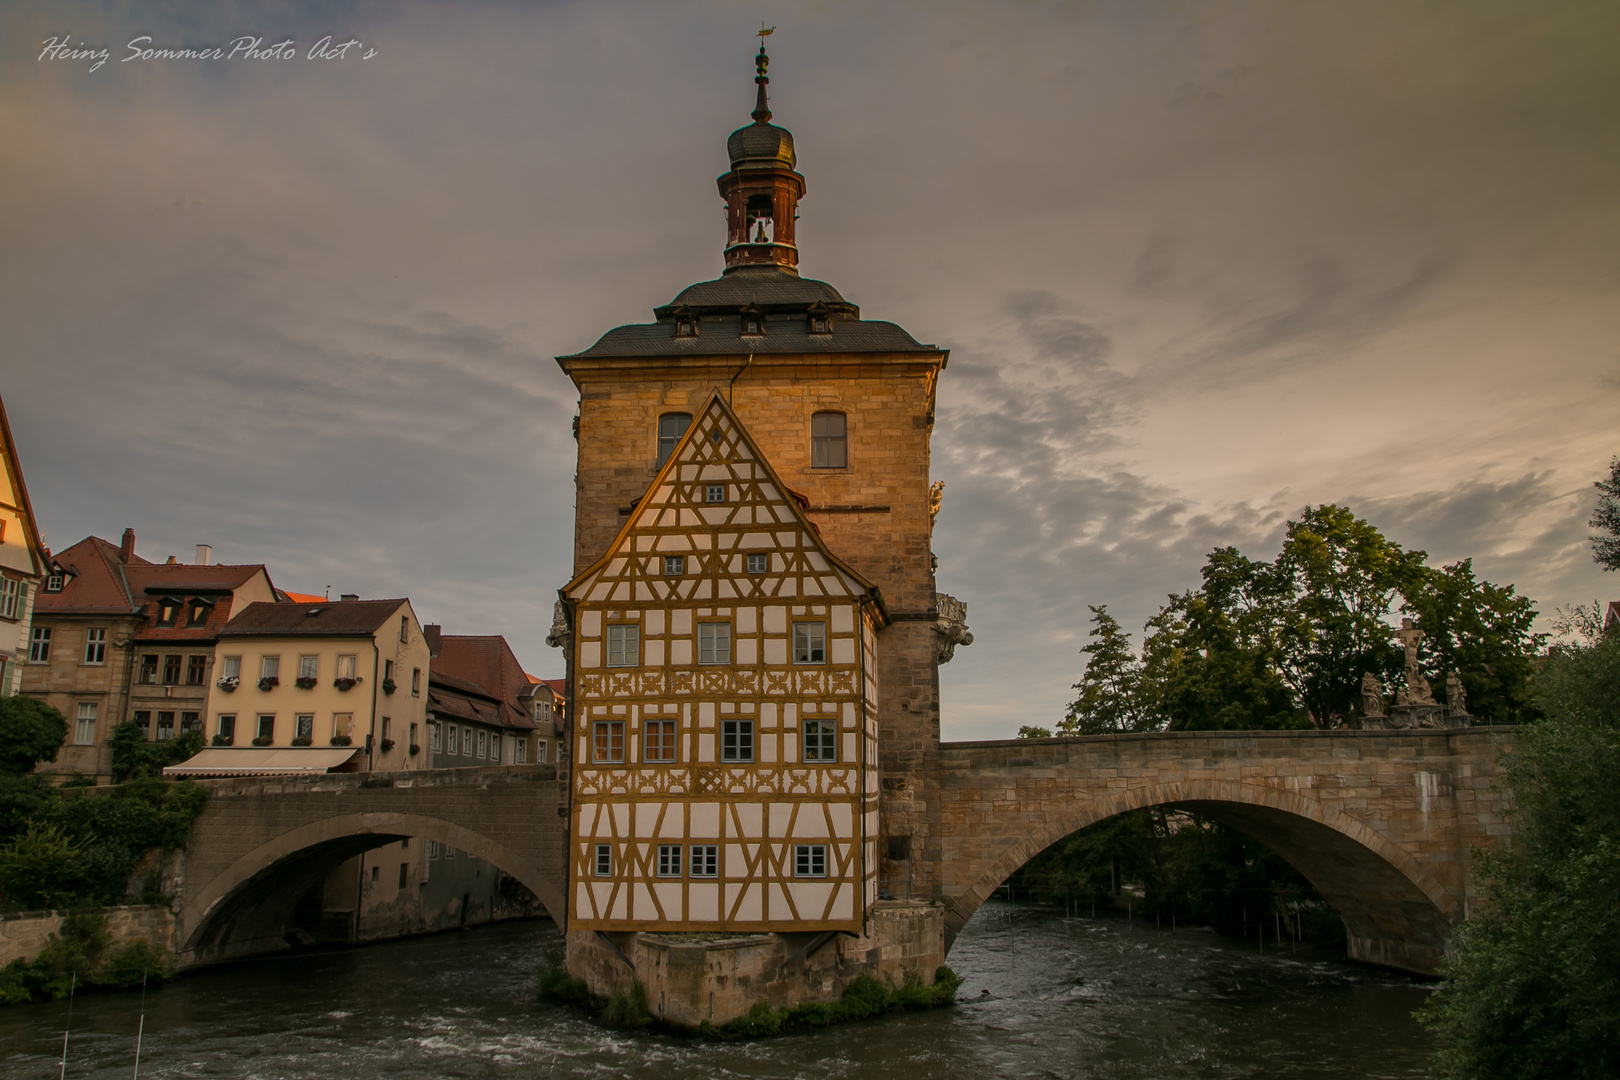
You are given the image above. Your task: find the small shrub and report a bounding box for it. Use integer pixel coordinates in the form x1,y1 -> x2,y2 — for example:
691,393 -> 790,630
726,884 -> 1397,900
600,980 -> 652,1029
536,961 -> 590,1004
98,939 -> 174,989
0,824 -> 90,909
726,999 -> 787,1036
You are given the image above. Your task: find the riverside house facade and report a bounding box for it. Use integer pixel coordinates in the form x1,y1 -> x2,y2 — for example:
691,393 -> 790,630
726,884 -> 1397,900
0,394 -> 46,699
178,597 -> 433,775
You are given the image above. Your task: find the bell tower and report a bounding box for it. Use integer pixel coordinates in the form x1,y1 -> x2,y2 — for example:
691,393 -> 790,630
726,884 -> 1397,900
717,42 -> 805,272
556,42 -> 967,916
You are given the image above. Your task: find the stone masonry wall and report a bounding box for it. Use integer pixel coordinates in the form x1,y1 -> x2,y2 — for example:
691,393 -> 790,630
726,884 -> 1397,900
0,905 -> 176,967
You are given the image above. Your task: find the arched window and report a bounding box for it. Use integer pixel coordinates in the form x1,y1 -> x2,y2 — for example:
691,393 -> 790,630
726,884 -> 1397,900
811,412 -> 847,468
657,412 -> 691,466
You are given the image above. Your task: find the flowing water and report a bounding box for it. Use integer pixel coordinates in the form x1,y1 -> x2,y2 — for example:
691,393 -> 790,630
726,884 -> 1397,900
0,901 -> 1437,1079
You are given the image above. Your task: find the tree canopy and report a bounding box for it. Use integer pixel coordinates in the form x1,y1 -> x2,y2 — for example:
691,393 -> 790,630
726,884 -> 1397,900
0,697 -> 67,777
1591,456 -> 1620,572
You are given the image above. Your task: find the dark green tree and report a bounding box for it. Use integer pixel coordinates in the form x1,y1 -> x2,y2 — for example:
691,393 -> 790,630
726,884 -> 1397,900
1591,456 -> 1620,572
1139,593 -> 1307,731
1404,559 -> 1541,722
0,697 -> 67,776
108,722 -> 204,781
1418,633 -> 1620,1079
1060,605 -> 1152,734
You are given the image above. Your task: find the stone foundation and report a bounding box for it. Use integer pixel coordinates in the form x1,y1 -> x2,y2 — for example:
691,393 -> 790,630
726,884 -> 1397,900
567,900 -> 946,1027
0,905 -> 177,967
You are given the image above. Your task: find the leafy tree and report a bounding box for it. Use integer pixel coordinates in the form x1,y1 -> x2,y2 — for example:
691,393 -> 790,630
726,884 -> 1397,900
1015,725 -> 1052,739
0,697 -> 67,776
1060,606 -> 1153,734
1404,558 -> 1541,721
0,824 -> 90,910
1419,633 -> 1620,1079
1591,456 -> 1620,572
109,723 -> 204,781
1139,593 -> 1308,731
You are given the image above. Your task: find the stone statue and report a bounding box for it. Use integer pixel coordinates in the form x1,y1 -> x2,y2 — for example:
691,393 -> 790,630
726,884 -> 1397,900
929,481 -> 945,530
545,600 -> 571,650
1446,672 -> 1468,718
1361,672 -> 1385,718
1392,618 -> 1434,705
933,592 -> 973,663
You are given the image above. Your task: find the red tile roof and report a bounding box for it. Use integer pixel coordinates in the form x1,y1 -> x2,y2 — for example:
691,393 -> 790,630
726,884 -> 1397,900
128,563 -> 274,643
430,634 -> 536,731
280,591 -> 326,604
34,536 -> 143,615
221,599 -> 410,637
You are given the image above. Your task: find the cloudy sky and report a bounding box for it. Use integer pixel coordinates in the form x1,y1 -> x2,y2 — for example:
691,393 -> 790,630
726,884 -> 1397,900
4,1 -> 1616,739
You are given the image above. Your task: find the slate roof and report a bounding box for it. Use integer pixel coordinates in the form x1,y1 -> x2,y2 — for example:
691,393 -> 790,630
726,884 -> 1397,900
662,268 -> 847,313
34,536 -> 143,615
221,599 -> 409,637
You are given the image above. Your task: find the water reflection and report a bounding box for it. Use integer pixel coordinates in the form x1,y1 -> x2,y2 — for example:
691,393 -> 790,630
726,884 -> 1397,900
0,901 -> 1436,1079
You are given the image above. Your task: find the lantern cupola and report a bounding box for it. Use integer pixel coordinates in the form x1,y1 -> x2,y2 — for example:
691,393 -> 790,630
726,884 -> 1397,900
718,42 -> 806,274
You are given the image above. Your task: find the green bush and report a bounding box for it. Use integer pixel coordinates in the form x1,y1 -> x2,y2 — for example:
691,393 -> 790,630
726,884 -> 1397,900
0,910 -> 174,1004
0,697 -> 67,776
710,966 -> 962,1037
0,824 -> 91,910
599,980 -> 652,1029
536,960 -> 590,1004
109,723 -> 204,782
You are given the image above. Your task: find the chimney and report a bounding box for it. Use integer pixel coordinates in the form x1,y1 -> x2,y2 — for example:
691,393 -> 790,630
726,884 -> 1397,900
119,528 -> 136,563
423,623 -> 442,657
165,555 -> 178,565
339,593 -> 360,602
194,544 -> 212,566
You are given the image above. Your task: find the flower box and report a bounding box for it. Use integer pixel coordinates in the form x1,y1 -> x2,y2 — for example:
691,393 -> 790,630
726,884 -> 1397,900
216,676 -> 239,692
329,734 -> 353,746
212,734 -> 233,746
382,677 -> 397,695
333,677 -> 359,692
291,736 -> 312,747
295,676 -> 318,689
258,676 -> 280,691
408,743 -> 420,756
379,738 -> 396,751
251,736 -> 273,746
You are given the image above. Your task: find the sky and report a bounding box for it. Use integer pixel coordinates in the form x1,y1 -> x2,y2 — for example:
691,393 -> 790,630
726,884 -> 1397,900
3,1 -> 1616,739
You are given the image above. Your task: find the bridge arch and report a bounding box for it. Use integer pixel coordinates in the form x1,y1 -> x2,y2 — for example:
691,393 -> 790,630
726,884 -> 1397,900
943,779 -> 1457,974
181,812 -> 566,964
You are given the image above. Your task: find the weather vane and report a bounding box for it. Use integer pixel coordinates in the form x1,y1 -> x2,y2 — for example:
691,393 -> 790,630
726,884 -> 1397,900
758,22 -> 775,39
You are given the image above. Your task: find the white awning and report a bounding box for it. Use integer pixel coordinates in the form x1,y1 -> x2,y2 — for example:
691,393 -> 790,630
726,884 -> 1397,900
163,747 -> 362,777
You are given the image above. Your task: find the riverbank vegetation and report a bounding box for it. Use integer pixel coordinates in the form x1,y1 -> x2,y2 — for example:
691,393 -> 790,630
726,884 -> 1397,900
1418,628 -> 1620,1079
0,699 -> 208,912
0,908 -> 175,1004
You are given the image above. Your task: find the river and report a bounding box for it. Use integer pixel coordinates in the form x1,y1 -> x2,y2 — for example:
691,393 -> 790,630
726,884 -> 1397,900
0,901 -> 1437,1078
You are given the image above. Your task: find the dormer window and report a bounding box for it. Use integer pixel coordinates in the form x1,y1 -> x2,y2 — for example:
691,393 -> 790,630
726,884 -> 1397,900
807,302 -> 832,335
188,597 -> 213,626
739,303 -> 765,337
45,571 -> 65,593
671,306 -> 699,338
156,597 -> 183,627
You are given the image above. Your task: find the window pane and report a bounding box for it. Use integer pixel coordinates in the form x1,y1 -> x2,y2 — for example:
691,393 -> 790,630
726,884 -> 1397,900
698,623 -> 731,665
186,655 -> 207,685
594,721 -> 625,763
690,844 -> 719,878
595,844 -> 612,877
606,625 -> 639,667
811,412 -> 847,469
657,844 -> 682,877
299,656 -> 318,679
656,413 -> 692,467
721,719 -> 753,762
663,555 -> 685,576
804,719 -> 836,762
644,720 -> 677,763
746,553 -> 768,574
793,622 -> 826,664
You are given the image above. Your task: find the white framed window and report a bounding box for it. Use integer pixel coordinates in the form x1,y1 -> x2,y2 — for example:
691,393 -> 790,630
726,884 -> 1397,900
491,732 -> 500,761
477,729 -> 487,758
463,726 -> 473,754
605,625 -> 639,668
663,555 -> 685,576
221,656 -> 241,680
721,719 -> 753,763
298,655 -> 318,679
746,553 -> 768,574
690,844 -> 719,878
803,718 -> 837,763
412,668 -> 421,695
447,724 -> 458,754
515,737 -> 527,763
657,844 -> 682,878
792,622 -> 826,664
333,713 -> 353,739
697,623 -> 731,665
594,844 -> 612,877
336,654 -> 357,679
705,484 -> 726,504
0,577 -> 20,619
593,721 -> 625,763
260,655 -> 280,680
73,703 -> 97,745
83,628 -> 107,665
794,844 -> 828,878
44,572 -> 65,593
28,626 -> 50,663
430,722 -> 441,752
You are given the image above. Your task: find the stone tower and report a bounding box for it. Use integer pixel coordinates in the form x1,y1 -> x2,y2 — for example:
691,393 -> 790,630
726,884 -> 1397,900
556,43 -> 962,915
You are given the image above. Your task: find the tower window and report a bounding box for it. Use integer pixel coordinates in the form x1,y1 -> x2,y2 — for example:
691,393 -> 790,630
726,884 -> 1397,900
811,412 -> 847,469
808,303 -> 833,335
739,304 -> 765,337
675,316 -> 699,338
705,484 -> 726,503
657,413 -> 692,466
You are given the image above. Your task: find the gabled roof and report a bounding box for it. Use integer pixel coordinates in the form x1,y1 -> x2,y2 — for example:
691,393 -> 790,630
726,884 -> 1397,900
33,535 -> 142,615
1606,601 -> 1620,631
431,634 -> 535,730
279,590 -> 326,604
0,394 -> 46,580
221,598 -> 410,637
564,391 -> 886,621
427,668 -> 536,730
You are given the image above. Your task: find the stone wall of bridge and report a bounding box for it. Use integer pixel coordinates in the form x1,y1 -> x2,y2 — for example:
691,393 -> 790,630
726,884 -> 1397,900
176,764 -> 568,966
910,728 -> 1514,975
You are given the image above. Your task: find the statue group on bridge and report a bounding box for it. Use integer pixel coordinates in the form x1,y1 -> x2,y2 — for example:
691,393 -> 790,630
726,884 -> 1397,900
1358,618 -> 1471,729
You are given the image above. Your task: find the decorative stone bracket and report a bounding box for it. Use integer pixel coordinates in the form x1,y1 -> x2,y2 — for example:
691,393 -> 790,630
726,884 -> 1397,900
933,593 -> 973,663
545,600 -> 571,650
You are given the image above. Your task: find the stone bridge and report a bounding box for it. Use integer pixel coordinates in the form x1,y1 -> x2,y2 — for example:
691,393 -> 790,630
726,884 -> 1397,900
175,764 -> 568,967
908,727 -> 1514,974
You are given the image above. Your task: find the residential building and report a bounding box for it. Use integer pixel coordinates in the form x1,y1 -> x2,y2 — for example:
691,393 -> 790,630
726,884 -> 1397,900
192,597 -> 433,772
421,627 -> 540,764
424,670 -> 515,768
25,530 -> 276,778
0,395 -> 46,699
518,677 -> 566,764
